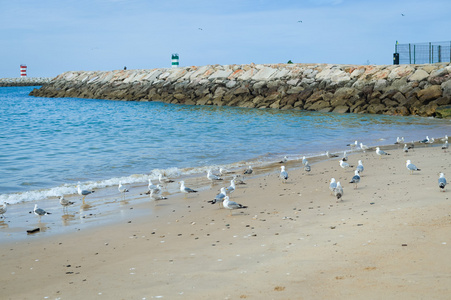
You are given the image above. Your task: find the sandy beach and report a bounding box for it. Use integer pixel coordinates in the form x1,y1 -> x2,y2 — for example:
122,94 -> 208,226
1,142 -> 450,299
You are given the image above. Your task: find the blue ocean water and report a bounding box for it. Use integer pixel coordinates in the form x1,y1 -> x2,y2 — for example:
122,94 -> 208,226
0,86 -> 450,204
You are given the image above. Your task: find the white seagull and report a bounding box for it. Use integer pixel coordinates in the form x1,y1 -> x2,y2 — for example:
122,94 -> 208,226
326,151 -> 338,158
225,179 -> 236,194
406,160 -> 421,175
243,166 -> 253,175
360,142 -> 370,152
335,182 -> 344,202
438,173 -> 447,192
179,181 -> 197,198
395,136 -> 404,144
340,158 -> 352,170
223,196 -> 247,216
442,141 -> 449,152
419,136 -> 430,144
349,170 -> 361,189
59,196 -> 75,212
118,181 -> 129,199
280,166 -> 289,183
207,169 -> 223,182
342,151 -> 348,161
376,147 -> 390,158
158,173 -> 174,184
302,156 -> 308,165
304,162 -> 311,173
34,204 -> 51,221
0,203 -> 7,218
149,189 -> 167,201
403,144 -> 409,154
208,187 -> 227,207
329,178 -> 337,195
347,140 -> 358,149
356,160 -> 364,175
77,182 -> 95,204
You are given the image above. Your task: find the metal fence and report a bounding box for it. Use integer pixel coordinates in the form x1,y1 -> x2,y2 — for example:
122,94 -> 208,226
395,41 -> 451,64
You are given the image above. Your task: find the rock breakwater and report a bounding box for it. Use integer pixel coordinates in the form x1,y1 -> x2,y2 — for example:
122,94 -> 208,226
30,63 -> 451,117
1,77 -> 53,87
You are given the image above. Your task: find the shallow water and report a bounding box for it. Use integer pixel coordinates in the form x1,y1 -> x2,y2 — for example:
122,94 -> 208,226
0,86 -> 450,239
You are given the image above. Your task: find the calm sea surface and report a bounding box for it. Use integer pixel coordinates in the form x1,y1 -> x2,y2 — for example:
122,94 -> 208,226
1,86 -> 450,204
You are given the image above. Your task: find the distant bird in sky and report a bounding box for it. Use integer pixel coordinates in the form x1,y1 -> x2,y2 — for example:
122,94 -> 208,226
401,13 -> 405,16
198,27 -> 203,30
297,20 -> 302,23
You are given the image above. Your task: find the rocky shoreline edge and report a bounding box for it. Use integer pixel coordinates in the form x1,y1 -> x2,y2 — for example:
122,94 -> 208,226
29,63 -> 451,118
0,77 -> 52,87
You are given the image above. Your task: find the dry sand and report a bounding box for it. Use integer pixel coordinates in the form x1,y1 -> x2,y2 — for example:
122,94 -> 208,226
1,144 -> 450,299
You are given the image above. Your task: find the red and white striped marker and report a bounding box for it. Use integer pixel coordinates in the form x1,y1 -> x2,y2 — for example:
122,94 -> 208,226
20,65 -> 27,77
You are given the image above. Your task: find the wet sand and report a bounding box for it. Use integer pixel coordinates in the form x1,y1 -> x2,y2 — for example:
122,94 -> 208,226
1,143 -> 450,299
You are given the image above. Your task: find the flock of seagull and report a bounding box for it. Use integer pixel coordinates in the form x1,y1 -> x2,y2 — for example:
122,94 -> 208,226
0,135 -> 448,222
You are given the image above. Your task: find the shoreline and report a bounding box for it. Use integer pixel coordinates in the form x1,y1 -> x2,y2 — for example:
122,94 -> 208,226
0,139 -> 447,243
1,139 -> 450,298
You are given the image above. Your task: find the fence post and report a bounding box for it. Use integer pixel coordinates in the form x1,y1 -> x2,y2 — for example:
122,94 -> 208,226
409,44 -> 411,64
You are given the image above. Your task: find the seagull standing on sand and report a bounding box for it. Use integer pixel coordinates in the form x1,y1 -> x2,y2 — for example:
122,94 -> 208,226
395,137 -> 404,144
280,166 -> 289,183
406,160 -> 421,175
349,170 -> 361,189
77,182 -> 95,204
360,143 -> 370,152
347,141 -> 358,149
243,166 -> 253,175
34,204 -> 51,221
0,203 -> 7,218
208,187 -> 227,207
223,196 -> 247,216
302,156 -> 308,165
326,151 -> 338,158
279,156 -> 288,163
440,135 -> 448,142
442,141 -> 449,152
304,162 -> 311,173
220,167 -> 234,175
419,136 -> 430,144
342,151 -> 348,161
376,147 -> 390,158
340,158 -> 352,170
148,180 -> 162,194
403,144 -> 409,155
329,178 -> 337,195
438,173 -> 447,192
335,182 -> 343,202
225,179 -> 236,194
179,181 -> 197,198
207,169 -> 223,182
118,181 -> 129,199
59,196 -> 75,212
149,189 -> 167,201
356,160 -> 364,175
158,173 -> 174,184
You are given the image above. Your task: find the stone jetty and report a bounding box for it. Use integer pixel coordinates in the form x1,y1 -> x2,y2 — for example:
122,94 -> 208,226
0,77 -> 52,87
29,63 -> 451,117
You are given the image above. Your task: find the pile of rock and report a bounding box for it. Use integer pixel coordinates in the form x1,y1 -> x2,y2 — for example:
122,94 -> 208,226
29,62 -> 451,117
0,77 -> 53,87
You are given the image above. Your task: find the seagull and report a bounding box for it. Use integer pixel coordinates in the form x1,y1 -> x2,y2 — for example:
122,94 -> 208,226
304,162 -> 311,173
243,166 -> 253,175
419,136 -> 430,144
440,135 -> 448,142
342,151 -> 348,161
0,203 -> 7,218
401,13 -> 405,16
198,27 -> 203,30
302,156 -> 308,165
441,141 -> 449,152
406,160 -> 421,175
225,179 -> 236,194
329,178 -> 337,195
207,169 -> 223,182
233,174 -> 246,185
223,196 -> 247,216
59,196 -> 75,212
349,170 -> 361,189
376,147 -> 390,158
279,156 -> 288,163
118,181 -> 129,199
346,141 -> 358,149
148,180 -> 162,194
395,137 -> 405,144
403,144 -> 409,154
360,143 -> 370,152
158,173 -> 174,184
149,189 -> 167,201
77,182 -> 95,204
280,166 -> 289,183
356,160 -> 364,175
179,181 -> 197,198
34,204 -> 51,221
219,167 -> 234,175
340,158 -> 353,170
438,173 -> 447,192
426,137 -> 435,144
335,182 -> 343,202
208,187 -> 227,207
297,20 -> 302,23
326,151 -> 338,158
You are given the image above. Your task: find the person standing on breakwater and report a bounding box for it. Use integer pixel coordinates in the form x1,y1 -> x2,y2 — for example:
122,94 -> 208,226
124,66 -> 127,70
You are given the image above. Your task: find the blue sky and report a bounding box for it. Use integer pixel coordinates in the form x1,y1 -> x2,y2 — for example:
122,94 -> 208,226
1,0 -> 450,77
